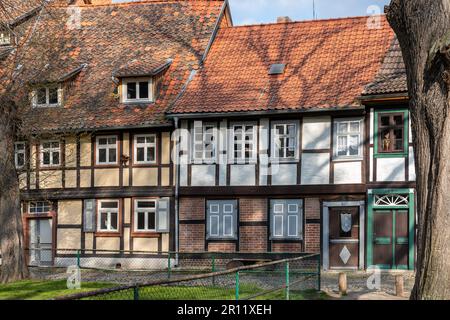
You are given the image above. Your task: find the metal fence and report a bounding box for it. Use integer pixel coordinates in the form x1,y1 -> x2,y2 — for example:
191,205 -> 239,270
54,253 -> 321,300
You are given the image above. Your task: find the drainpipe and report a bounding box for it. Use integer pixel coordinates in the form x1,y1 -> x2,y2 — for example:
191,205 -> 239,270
174,117 -> 180,265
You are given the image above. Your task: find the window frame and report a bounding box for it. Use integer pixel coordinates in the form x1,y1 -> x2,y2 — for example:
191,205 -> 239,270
333,117 -> 364,160
206,200 -> 238,240
14,142 -> 26,169
192,121 -> 218,164
270,120 -> 299,162
133,134 -> 157,165
121,77 -> 153,103
133,199 -> 157,233
96,135 -> 118,165
40,140 -> 61,168
28,201 -> 52,214
270,199 -> 303,240
32,85 -> 61,108
0,29 -> 11,45
229,122 -> 258,164
97,199 -> 120,233
374,109 -> 409,158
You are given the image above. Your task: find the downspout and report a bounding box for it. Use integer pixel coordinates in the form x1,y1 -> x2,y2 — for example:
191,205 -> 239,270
174,117 -> 180,265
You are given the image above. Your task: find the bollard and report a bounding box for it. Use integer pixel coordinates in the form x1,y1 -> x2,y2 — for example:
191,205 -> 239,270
395,275 -> 404,297
339,272 -> 347,296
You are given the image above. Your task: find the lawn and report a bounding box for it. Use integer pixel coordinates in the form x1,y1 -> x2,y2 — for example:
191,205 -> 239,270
0,279 -> 114,300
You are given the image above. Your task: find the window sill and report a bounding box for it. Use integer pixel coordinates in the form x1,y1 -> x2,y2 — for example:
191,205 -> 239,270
131,232 -> 161,238
332,157 -> 363,162
374,153 -> 408,159
206,237 -> 238,241
270,237 -> 303,241
95,231 -> 121,237
122,100 -> 154,105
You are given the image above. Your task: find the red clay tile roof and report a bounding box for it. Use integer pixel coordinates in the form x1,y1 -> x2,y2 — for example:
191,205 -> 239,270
16,0 -> 225,132
363,37 -> 407,96
170,15 -> 395,115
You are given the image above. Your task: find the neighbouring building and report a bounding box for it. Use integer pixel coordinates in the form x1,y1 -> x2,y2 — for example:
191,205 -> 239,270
0,0 -> 415,271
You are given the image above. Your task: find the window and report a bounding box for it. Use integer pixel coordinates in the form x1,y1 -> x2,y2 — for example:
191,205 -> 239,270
32,86 -> 60,107
0,30 -> 11,45
96,135 -> 118,165
134,200 -> 157,232
334,118 -> 363,159
134,134 -> 156,164
40,140 -> 60,167
272,122 -> 298,160
15,142 -> 26,168
231,124 -> 256,163
192,121 -> 217,163
206,200 -> 238,239
270,199 -> 303,239
377,112 -> 406,154
122,78 -> 152,103
97,200 -> 119,232
29,201 -> 52,214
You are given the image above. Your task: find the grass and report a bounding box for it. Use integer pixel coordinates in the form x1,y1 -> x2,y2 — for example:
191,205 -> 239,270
0,279 -> 114,300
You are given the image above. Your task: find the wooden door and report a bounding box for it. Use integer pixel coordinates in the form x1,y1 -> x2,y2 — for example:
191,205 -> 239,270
29,219 -> 53,265
329,207 -> 359,269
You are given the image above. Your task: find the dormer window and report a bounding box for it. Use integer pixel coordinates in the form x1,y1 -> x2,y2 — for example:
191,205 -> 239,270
0,30 -> 11,46
32,85 -> 61,108
122,78 -> 153,103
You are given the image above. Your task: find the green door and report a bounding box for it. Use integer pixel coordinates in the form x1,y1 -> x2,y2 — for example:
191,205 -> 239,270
372,210 -> 409,269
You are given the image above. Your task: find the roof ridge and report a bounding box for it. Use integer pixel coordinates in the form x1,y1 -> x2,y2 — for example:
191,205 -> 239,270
227,14 -> 386,29
50,0 -> 224,9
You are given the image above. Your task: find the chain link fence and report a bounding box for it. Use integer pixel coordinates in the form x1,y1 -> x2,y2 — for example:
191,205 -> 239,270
54,253 -> 321,300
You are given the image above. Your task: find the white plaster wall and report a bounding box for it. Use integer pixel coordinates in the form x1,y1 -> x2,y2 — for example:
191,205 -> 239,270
409,146 -> 416,181
230,165 -> 256,186
191,165 -> 216,186
376,157 -> 405,182
301,153 -> 330,185
271,164 -> 297,185
302,116 -> 331,150
333,161 -> 362,184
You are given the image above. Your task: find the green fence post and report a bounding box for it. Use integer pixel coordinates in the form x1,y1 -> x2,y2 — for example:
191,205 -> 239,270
168,252 -> 172,280
133,286 -> 139,300
77,250 -> 81,268
317,254 -> 321,291
285,261 -> 290,301
235,271 -> 240,301
212,255 -> 216,286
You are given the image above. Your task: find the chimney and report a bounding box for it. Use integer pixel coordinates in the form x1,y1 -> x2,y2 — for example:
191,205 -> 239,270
277,16 -> 292,23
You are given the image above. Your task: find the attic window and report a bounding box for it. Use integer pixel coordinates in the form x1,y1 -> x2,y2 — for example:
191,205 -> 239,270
0,29 -> 11,45
122,77 -> 153,103
269,64 -> 286,75
32,85 -> 62,108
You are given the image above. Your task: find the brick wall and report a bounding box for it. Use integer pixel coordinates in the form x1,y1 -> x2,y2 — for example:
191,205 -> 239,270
180,197 -> 205,220
179,224 -> 205,252
208,242 -> 236,252
305,223 -> 320,253
271,242 -> 302,252
239,226 -> 267,252
305,198 -> 320,219
239,198 -> 267,222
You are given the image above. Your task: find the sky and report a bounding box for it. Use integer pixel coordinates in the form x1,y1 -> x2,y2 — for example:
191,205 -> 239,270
228,0 -> 391,25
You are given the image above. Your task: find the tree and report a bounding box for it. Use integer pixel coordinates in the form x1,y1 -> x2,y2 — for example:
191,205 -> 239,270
386,0 -> 450,299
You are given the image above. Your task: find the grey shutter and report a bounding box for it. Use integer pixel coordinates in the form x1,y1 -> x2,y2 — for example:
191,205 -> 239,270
286,200 -> 303,239
193,120 -> 203,163
207,200 -> 237,239
83,199 -> 96,232
156,197 -> 170,233
207,201 -> 221,238
222,200 -> 237,239
271,200 -> 285,239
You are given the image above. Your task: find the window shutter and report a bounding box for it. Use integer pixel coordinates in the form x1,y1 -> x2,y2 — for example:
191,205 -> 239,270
156,197 -> 170,233
286,200 -> 302,239
193,121 -> 203,163
57,88 -> 64,107
83,199 -> 96,232
30,90 -> 37,107
207,202 -> 220,238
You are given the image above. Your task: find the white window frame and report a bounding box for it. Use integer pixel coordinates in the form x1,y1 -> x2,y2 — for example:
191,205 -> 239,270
32,85 -> 61,108
134,199 -> 157,232
14,142 -> 26,169
229,122 -> 257,164
29,201 -> 52,214
96,135 -> 118,165
40,140 -> 61,167
333,118 -> 364,160
192,121 -> 218,163
206,200 -> 238,240
97,200 -> 119,232
122,77 -> 153,103
133,134 -> 157,164
0,29 -> 11,45
271,120 -> 299,161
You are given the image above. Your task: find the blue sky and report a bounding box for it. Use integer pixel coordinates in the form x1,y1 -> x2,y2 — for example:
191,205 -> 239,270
228,0 -> 391,25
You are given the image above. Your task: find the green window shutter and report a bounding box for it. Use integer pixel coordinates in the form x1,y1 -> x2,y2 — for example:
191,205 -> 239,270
156,197 -> 170,233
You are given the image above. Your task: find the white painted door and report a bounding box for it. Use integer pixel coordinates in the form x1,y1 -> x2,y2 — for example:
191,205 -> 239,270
29,219 -> 53,265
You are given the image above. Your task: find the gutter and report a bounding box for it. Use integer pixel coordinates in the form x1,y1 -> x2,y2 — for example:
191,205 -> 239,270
358,92 -> 409,102
166,105 -> 365,119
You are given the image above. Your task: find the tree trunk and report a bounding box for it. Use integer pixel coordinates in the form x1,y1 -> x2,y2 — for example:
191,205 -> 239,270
386,0 -> 450,299
0,101 -> 29,283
